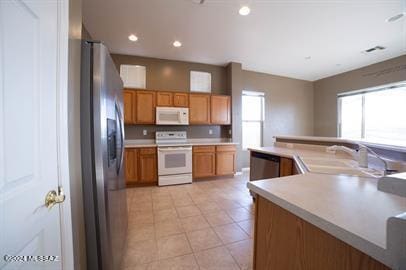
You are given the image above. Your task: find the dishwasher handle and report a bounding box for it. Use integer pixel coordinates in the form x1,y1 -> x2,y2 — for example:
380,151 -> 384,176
251,151 -> 281,163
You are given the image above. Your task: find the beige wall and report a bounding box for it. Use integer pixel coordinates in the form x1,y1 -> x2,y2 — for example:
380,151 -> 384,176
239,70 -> 314,167
111,54 -> 229,94
314,55 -> 406,136
228,62 -> 244,170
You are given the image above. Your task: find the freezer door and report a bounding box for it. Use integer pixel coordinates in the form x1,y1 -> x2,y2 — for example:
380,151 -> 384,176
93,42 -> 127,270
81,41 -> 127,270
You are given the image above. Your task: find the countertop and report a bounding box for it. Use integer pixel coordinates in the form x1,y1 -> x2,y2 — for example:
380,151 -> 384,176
125,139 -> 239,148
248,145 -> 406,269
275,135 -> 406,153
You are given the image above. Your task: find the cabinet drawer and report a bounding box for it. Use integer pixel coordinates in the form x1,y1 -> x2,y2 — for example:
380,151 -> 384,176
139,147 -> 157,155
193,146 -> 215,153
216,145 -> 236,152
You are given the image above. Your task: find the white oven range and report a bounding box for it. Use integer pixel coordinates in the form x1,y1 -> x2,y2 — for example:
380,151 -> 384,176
156,131 -> 192,186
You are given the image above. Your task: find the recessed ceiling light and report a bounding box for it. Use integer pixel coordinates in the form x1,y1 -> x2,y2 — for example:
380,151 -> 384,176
173,41 -> 182,47
386,12 -> 405,22
128,34 -> 138,42
239,6 -> 250,16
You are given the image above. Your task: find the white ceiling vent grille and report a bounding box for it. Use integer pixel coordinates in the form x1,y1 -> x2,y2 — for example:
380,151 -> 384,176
363,46 -> 386,53
191,0 -> 205,4
120,64 -> 146,89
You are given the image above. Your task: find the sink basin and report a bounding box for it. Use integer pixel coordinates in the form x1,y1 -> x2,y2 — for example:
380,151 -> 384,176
301,157 -> 357,168
300,157 -> 383,178
306,165 -> 383,178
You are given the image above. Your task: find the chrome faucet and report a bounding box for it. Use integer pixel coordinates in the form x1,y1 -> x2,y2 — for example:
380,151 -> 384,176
326,144 -> 397,176
358,144 -> 396,176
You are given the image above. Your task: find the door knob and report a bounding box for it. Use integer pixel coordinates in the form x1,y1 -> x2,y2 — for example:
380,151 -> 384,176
45,187 -> 65,209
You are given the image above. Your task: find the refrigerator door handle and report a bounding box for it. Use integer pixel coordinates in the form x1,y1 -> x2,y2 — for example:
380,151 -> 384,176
115,101 -> 125,175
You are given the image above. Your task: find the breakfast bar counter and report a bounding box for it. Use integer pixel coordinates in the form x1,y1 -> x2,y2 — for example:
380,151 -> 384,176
248,144 -> 406,270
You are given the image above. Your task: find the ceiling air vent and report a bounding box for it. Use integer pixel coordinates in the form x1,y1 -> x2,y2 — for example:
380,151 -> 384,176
364,46 -> 386,53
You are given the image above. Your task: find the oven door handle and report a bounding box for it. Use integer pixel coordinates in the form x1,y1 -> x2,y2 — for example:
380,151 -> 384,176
158,147 -> 192,152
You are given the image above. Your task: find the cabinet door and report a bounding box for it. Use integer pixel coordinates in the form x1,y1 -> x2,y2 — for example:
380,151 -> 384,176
138,148 -> 157,183
215,148 -> 236,176
123,90 -> 135,124
136,91 -> 156,124
193,152 -> 216,178
280,158 -> 293,177
189,94 -> 211,124
211,95 -> 231,125
125,148 -> 138,185
173,92 -> 189,107
156,91 -> 173,107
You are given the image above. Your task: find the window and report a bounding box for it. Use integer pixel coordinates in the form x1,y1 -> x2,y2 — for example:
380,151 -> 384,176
242,91 -> 265,150
338,82 -> 406,146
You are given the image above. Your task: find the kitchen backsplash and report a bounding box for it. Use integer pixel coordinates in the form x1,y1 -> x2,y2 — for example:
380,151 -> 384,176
124,125 -> 232,140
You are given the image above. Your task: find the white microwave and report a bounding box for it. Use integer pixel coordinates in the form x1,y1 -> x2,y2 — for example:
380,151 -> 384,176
156,107 -> 189,125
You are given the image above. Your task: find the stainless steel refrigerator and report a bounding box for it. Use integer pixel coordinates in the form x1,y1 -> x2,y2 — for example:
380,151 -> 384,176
81,41 -> 127,270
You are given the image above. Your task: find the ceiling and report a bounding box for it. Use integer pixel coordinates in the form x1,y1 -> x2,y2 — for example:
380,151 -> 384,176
83,0 -> 406,81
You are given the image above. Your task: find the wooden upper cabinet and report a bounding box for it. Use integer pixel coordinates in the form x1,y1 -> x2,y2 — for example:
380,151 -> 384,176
173,92 -> 189,107
211,95 -> 231,125
123,90 -> 136,124
136,91 -> 156,124
156,91 -> 173,107
189,93 -> 211,124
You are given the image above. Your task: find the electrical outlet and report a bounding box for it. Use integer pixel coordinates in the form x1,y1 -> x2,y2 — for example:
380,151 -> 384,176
209,129 -> 213,135
143,130 -> 147,136
229,129 -> 232,135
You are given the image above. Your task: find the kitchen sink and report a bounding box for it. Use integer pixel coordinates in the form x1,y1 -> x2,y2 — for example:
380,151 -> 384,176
301,157 -> 358,168
305,164 -> 383,178
300,157 -> 383,178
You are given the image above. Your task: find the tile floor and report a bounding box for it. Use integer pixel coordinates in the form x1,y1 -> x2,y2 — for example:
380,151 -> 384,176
122,173 -> 255,270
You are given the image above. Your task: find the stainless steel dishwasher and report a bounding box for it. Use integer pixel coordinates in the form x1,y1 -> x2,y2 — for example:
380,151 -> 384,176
250,151 -> 280,181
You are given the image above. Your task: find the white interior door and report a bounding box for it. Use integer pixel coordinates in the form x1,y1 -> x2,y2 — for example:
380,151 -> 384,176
0,0 -> 65,269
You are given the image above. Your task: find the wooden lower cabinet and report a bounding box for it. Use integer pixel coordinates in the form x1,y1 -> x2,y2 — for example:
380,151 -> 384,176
280,157 -> 293,177
138,152 -> 158,184
254,195 -> 390,270
215,145 -> 236,176
125,147 -> 157,186
193,146 -> 216,178
193,145 -> 236,179
125,148 -> 138,184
